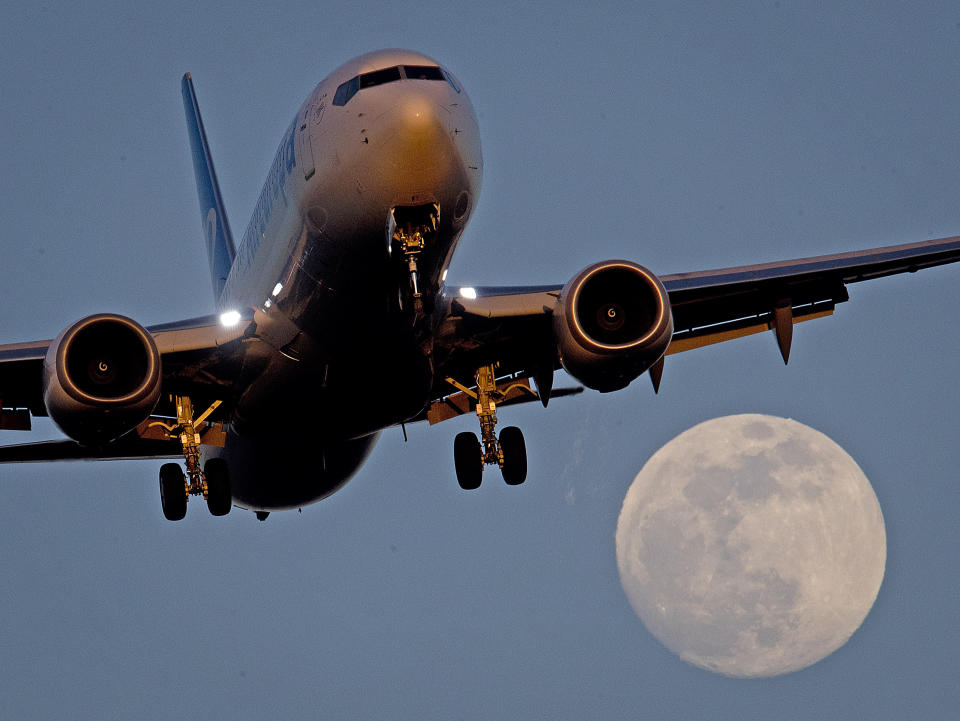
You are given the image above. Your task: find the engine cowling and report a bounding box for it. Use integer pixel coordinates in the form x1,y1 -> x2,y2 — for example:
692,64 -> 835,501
554,260 -> 673,392
43,314 -> 162,445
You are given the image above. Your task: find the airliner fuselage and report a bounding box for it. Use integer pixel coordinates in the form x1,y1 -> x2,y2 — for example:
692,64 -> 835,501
214,49 -> 483,510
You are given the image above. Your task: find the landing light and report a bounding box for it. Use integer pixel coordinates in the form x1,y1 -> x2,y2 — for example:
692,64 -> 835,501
272,282 -> 283,297
459,287 -> 477,300
219,310 -> 242,327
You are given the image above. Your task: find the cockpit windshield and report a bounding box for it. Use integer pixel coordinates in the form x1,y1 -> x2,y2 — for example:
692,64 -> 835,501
360,66 -> 401,89
402,65 -> 444,81
332,64 -> 460,106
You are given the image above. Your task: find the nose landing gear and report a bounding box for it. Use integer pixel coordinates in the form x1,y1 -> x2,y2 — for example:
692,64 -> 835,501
388,203 -> 439,319
451,364 -> 528,490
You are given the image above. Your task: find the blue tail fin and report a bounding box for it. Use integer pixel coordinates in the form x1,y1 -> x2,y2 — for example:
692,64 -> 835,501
181,73 -> 236,302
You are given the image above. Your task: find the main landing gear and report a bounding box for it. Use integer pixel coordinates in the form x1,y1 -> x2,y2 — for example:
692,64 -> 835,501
152,395 -> 231,521
452,364 -> 528,490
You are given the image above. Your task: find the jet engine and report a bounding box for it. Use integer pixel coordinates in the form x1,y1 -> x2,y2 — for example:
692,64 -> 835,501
553,261 -> 673,392
43,314 -> 162,445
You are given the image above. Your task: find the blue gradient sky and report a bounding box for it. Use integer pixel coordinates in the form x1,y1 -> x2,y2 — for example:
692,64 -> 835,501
1,3 -> 958,719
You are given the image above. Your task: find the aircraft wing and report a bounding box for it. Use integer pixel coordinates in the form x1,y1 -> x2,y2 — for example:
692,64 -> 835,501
0,438 -> 183,463
0,312 -> 256,461
660,233 -> 960,355
432,233 -> 960,392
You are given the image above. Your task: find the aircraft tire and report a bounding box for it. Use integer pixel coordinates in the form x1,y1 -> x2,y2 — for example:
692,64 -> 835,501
204,458 -> 232,516
159,463 -> 187,521
454,432 -> 482,490
499,426 -> 527,485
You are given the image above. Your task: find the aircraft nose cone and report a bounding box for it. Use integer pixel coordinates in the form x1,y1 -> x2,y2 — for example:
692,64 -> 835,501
379,93 -> 452,175
395,94 -> 443,138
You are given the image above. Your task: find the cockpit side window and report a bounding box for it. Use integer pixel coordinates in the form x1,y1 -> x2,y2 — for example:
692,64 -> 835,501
332,75 -> 359,106
441,68 -> 461,93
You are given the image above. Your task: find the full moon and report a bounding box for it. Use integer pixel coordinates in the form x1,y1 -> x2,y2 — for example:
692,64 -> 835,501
615,414 -> 886,677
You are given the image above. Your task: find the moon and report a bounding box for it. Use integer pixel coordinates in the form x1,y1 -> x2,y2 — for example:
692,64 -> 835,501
615,414 -> 886,677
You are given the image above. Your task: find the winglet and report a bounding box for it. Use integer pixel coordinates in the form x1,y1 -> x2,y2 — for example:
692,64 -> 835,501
181,73 -> 236,303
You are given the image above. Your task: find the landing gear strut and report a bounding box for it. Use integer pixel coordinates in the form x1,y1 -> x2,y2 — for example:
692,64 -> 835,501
451,364 -> 528,490
153,395 -> 231,520
389,203 -> 438,319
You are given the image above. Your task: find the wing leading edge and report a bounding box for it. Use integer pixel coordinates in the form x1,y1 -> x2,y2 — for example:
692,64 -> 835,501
435,233 -> 960,385
662,233 -> 960,357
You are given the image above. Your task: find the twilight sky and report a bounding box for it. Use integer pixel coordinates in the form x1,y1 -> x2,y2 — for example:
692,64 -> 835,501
1,2 -> 958,719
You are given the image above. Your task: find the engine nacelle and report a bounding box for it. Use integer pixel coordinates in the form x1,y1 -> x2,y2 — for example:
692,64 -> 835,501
554,261 -> 673,392
43,314 -> 162,446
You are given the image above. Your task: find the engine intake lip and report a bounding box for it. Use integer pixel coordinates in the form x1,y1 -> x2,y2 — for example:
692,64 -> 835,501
568,262 -> 669,351
56,315 -> 160,406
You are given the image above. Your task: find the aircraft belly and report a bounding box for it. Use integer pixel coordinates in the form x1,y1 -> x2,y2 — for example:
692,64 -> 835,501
217,331 -> 425,510
233,329 -> 431,436
215,428 -> 380,512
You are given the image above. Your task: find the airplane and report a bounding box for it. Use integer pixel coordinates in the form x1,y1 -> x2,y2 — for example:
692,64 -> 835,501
1,48 -> 959,522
